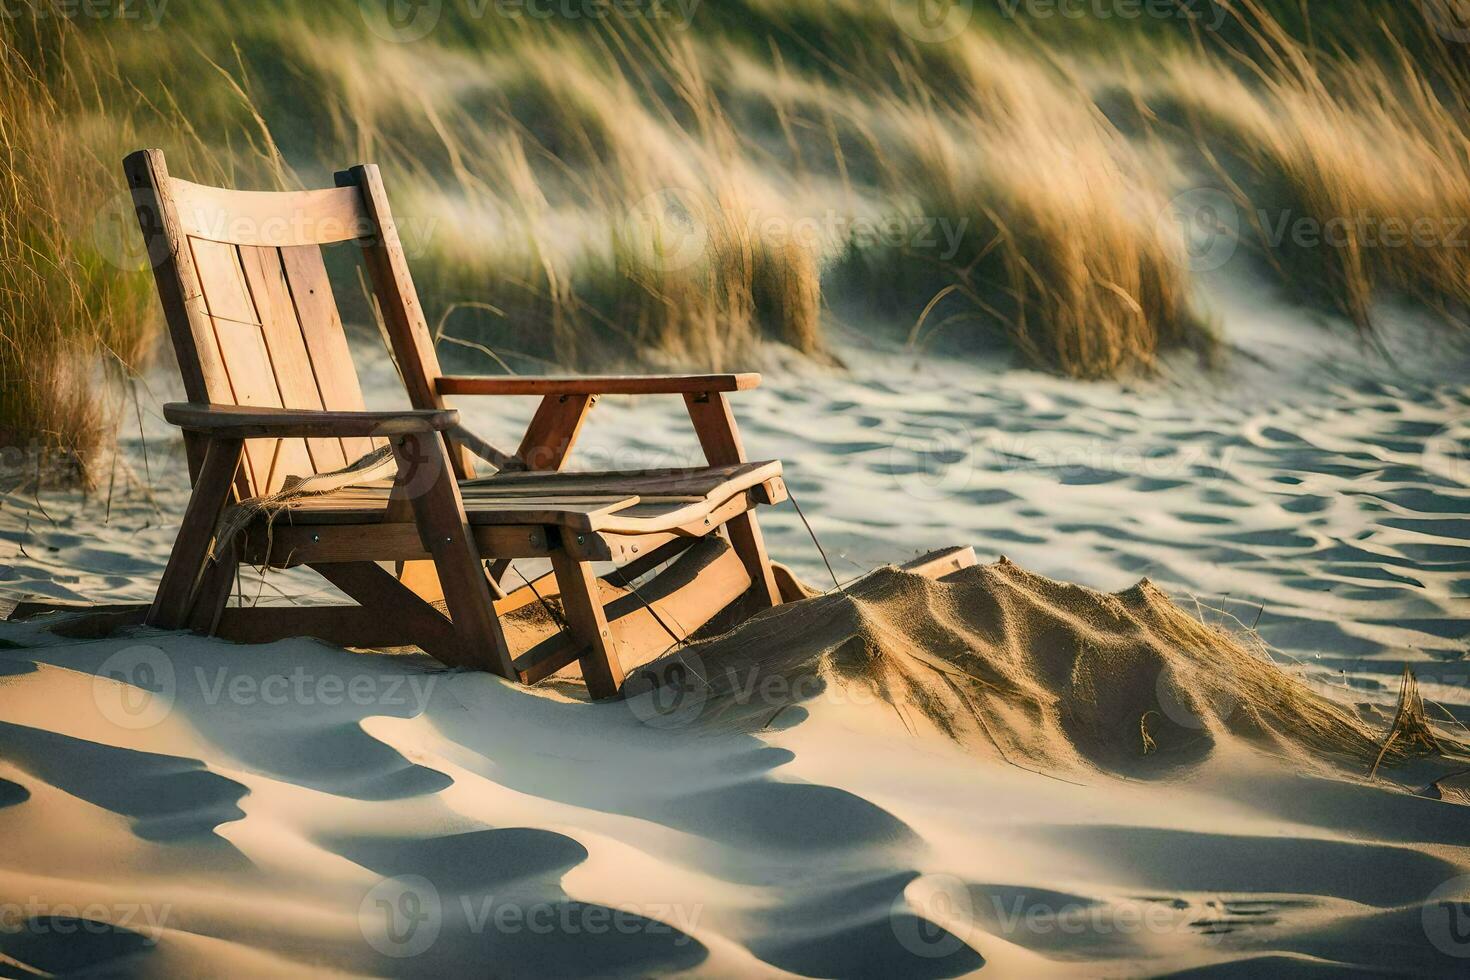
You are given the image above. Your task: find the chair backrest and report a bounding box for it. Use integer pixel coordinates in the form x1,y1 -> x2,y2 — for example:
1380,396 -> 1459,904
123,149 -> 467,497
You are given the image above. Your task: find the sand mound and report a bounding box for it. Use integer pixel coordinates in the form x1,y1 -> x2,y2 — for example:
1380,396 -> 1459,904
630,560 -> 1447,778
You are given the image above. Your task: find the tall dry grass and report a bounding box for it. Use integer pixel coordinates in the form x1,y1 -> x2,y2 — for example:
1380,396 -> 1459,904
828,37 -> 1213,377
0,11 -> 290,484
289,23 -> 824,371
1147,0 -> 1470,330
6,0 -> 1467,479
0,17 -> 159,483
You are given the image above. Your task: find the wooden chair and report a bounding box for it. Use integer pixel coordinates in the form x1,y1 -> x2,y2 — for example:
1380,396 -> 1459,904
124,149 -> 787,699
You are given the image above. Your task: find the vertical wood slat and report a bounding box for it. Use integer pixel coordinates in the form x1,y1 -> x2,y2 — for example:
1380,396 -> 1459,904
484,392 -> 598,587
279,244 -> 379,461
123,152 -> 227,432
238,244 -> 349,475
188,236 -> 307,494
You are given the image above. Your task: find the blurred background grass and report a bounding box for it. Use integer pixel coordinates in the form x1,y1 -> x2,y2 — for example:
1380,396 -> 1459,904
1,0 -> 1466,480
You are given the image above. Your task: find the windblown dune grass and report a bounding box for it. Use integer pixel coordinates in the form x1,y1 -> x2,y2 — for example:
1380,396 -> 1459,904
0,20 -> 166,482
1143,0 -> 1470,330
830,37 -> 1214,377
3,1 -> 1468,469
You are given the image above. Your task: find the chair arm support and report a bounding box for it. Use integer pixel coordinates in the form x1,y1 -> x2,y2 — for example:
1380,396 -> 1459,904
435,374 -> 761,397
162,402 -> 459,439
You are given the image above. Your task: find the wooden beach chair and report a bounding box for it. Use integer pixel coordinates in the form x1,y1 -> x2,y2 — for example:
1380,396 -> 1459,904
122,149 -> 788,699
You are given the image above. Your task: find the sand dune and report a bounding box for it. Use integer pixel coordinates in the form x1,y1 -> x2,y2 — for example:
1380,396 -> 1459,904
630,560 -> 1451,779
1,292 -> 1469,975
0,601 -> 1466,976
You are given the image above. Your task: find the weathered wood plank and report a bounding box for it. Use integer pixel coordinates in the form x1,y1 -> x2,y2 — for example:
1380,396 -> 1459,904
336,165 -> 473,478
162,403 -> 455,438
514,393 -> 595,471
389,432 -> 515,675
310,562 -> 462,661
239,244 -> 347,475
899,546 -> 979,580
169,178 -> 372,247
550,548 -> 624,699
279,244 -> 378,461
146,437 -> 243,630
239,522 -> 557,567
439,374 -> 761,396
684,391 -> 782,608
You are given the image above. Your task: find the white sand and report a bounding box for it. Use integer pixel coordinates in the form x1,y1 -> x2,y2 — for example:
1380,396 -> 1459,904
1,287 -> 1469,976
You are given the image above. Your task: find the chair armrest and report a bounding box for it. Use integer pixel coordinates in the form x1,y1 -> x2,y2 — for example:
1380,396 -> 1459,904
435,374 -> 761,397
162,403 -> 458,438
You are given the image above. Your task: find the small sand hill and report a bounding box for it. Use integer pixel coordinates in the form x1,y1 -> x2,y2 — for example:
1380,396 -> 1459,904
632,559 -> 1446,778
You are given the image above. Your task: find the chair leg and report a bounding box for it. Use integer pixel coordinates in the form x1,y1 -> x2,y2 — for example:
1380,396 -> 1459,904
389,431 -> 516,677
147,437 -> 243,630
549,547 -> 625,700
683,392 -> 782,609
486,392 -> 597,589
721,512 -> 781,609
187,540 -> 237,636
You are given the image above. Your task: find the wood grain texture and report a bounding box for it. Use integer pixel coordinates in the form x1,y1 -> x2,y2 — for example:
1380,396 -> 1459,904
514,393 -> 595,471
389,432 -> 515,675
438,374 -> 761,396
123,151 -> 225,444
239,522 -> 556,567
238,244 -> 347,474
336,164 -> 473,479
684,392 -> 783,608
162,403 -> 456,438
550,549 -> 624,699
169,178 -> 372,246
278,245 -> 380,461
145,437 -> 243,630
